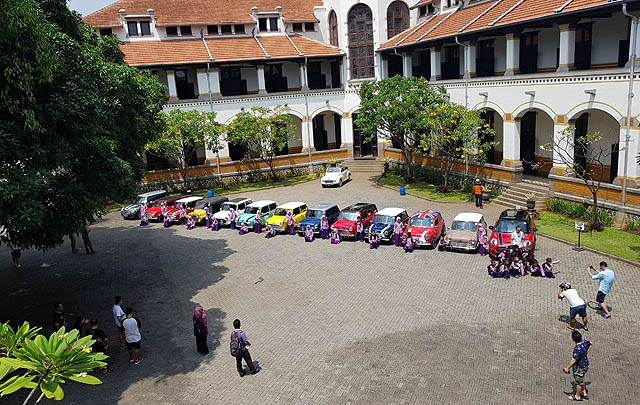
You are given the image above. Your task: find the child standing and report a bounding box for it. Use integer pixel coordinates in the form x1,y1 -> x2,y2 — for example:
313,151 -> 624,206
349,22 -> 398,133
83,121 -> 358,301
304,225 -> 314,242
476,223 -> 488,255
369,231 -> 379,249
211,218 -> 219,232
186,215 -> 195,230
254,213 -> 262,234
320,215 -> 329,240
356,217 -> 364,242
229,208 -> 237,230
179,204 -> 187,225
393,217 -> 404,247
139,202 -> 148,226
204,206 -> 211,229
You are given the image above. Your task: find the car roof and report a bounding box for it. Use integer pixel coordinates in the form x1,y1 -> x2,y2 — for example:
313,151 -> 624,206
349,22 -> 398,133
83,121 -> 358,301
452,212 -> 484,222
343,203 -> 374,211
278,201 -> 307,209
309,203 -> 338,211
199,196 -> 228,204
247,200 -> 276,207
228,197 -> 251,203
376,207 -> 407,217
499,209 -> 530,220
138,190 -> 166,197
157,196 -> 180,202
176,196 -> 203,203
411,210 -> 440,219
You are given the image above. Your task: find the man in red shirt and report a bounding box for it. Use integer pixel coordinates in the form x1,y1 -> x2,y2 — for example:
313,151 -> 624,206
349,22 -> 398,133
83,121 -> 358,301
473,179 -> 483,209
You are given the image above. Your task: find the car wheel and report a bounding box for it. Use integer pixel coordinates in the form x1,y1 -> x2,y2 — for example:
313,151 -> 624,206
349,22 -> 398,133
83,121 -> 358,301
430,236 -> 437,249
339,180 -> 343,187
322,184 -> 326,188
348,174 -> 351,181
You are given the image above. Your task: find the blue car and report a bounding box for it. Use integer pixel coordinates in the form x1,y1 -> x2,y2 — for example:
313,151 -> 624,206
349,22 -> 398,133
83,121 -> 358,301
296,204 -> 340,235
365,207 -> 409,243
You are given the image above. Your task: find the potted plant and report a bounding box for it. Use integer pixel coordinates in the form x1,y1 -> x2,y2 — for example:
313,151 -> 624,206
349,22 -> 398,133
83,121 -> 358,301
525,192 -> 537,210
482,186 -> 492,201
383,157 -> 392,173
328,158 -> 337,168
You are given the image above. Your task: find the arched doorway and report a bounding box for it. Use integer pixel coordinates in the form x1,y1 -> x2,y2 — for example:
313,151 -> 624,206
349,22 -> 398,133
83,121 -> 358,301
352,112 -> 377,157
518,109 -> 554,176
571,110 -> 620,183
348,4 -> 374,79
387,1 -> 410,39
328,10 -> 338,47
480,109 -> 504,165
313,112 -> 342,151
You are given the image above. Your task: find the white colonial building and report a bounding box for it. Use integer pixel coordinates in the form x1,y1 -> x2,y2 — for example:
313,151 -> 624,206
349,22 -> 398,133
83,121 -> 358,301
84,0 -> 640,209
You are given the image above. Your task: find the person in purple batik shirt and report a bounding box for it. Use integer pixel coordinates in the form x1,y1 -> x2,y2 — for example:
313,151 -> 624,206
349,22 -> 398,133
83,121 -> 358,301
320,216 -> 329,240
393,217 -> 404,247
231,319 -> 258,377
356,217 -> 364,241
229,208 -> 237,229
254,213 -> 262,234
564,331 -> 591,401
304,225 -> 314,242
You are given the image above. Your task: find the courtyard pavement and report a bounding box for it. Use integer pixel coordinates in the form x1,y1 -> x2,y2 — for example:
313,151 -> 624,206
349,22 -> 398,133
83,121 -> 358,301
1,173 -> 639,404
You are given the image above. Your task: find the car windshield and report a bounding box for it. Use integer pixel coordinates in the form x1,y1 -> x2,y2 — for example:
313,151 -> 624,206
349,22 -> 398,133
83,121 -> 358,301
244,206 -> 259,215
153,200 -> 167,207
135,197 -> 147,204
327,167 -> 341,173
306,209 -> 326,219
338,211 -> 360,221
274,208 -> 290,216
221,203 -> 237,211
495,219 -> 529,233
372,215 -> 395,224
409,218 -> 433,227
194,202 -> 207,209
451,220 -> 477,231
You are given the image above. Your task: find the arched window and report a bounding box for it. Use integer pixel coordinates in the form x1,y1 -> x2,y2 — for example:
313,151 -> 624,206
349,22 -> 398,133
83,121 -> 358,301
348,4 -> 374,79
328,10 -> 338,47
387,1 -> 410,39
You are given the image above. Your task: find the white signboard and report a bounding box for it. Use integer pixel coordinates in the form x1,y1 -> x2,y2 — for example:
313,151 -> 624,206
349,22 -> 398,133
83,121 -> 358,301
575,221 -> 586,231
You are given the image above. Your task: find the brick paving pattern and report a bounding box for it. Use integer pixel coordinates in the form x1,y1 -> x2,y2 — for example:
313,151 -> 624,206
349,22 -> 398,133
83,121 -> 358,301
1,174 -> 639,404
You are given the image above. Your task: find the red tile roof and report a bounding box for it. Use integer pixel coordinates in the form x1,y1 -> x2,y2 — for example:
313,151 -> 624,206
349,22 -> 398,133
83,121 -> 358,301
380,0 -> 616,50
119,35 -> 342,66
410,0 -> 434,10
83,0 -> 322,27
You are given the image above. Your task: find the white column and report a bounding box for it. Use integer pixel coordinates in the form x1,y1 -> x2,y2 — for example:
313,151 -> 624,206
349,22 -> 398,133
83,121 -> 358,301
301,115 -> 315,152
501,118 -> 521,166
342,112 -> 354,155
464,42 -> 477,78
257,65 -> 267,95
616,126 -> 640,187
430,47 -> 441,82
300,63 -> 308,91
209,67 -> 222,99
551,123 -> 574,175
504,33 -> 520,76
196,69 -> 209,100
557,24 -> 576,73
403,53 -> 413,78
166,70 -> 178,102
379,55 -> 388,79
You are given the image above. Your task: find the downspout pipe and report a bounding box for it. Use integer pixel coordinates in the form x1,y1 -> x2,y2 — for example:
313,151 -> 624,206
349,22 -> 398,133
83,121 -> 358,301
622,1 -> 639,208
455,36 -> 470,177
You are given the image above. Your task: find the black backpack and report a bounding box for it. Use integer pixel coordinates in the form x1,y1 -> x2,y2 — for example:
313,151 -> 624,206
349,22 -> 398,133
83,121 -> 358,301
193,317 -> 205,336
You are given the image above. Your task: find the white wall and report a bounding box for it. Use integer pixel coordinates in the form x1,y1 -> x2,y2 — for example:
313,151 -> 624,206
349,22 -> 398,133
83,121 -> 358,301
537,27 -> 559,71
282,62 -> 302,89
535,111 -> 554,158
494,36 -> 506,74
586,109 -> 620,165
590,12 -> 628,67
241,67 -> 259,93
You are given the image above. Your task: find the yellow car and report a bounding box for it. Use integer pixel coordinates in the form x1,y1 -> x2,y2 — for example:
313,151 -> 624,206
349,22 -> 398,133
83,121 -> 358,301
267,202 -> 308,232
189,197 -> 229,224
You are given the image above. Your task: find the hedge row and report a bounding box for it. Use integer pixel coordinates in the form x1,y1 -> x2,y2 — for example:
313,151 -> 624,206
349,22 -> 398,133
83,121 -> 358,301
545,198 -> 614,226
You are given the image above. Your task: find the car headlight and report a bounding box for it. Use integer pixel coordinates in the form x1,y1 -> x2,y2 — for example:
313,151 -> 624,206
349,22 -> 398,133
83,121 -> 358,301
349,227 -> 353,232
314,225 -> 319,230
524,240 -> 532,247
490,239 -> 498,246
384,230 -> 390,236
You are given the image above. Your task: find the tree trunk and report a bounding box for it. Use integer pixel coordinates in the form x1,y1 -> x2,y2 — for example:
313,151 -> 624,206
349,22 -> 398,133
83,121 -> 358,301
264,157 -> 278,182
589,190 -> 602,230
402,147 -> 413,181
180,162 -> 189,190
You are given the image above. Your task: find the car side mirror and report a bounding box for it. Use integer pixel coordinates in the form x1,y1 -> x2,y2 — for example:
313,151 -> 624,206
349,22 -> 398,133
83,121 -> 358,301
533,227 -> 538,232
489,225 -> 494,230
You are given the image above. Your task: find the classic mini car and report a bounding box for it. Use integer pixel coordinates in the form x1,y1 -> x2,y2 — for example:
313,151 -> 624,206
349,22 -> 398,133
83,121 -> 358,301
189,196 -> 229,224
166,196 -> 203,223
145,196 -> 183,222
238,200 -> 277,229
120,190 -> 168,220
321,166 -> 351,187
213,197 -> 252,226
331,203 -> 377,239
296,204 -> 340,236
443,213 -> 487,252
489,209 -> 537,256
267,202 -> 308,232
403,210 -> 446,248
365,207 -> 409,243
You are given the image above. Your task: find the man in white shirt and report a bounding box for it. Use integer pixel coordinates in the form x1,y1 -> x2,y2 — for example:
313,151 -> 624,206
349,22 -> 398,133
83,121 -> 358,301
112,296 -> 126,349
122,307 -> 143,365
510,225 -> 525,247
558,282 -> 588,331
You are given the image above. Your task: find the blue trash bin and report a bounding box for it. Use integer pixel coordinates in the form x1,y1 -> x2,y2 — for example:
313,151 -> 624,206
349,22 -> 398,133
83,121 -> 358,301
399,186 -> 406,196
207,189 -> 214,197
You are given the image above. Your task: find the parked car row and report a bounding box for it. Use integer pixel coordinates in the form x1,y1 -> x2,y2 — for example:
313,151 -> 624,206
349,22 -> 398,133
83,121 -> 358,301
122,190 -> 537,253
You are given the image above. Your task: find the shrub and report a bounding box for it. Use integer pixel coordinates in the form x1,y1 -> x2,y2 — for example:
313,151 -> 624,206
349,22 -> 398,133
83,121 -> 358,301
546,198 -> 613,226
625,216 -> 640,232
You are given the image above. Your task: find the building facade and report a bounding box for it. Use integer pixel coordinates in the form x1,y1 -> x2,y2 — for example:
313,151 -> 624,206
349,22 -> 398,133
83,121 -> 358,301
84,0 -> 640,209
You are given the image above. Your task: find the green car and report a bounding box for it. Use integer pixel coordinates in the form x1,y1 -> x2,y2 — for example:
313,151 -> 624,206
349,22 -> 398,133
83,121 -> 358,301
237,200 -> 277,228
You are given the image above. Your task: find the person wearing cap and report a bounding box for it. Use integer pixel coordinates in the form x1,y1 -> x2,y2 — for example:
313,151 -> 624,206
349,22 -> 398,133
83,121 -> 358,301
473,179 -> 483,209
558,282 -> 588,331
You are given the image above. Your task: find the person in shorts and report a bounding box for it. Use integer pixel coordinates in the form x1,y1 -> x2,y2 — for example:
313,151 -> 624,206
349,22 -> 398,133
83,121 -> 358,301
112,296 -> 126,348
558,282 -> 588,331
563,331 -> 591,401
588,262 -> 615,318
122,307 -> 142,365
87,319 -> 111,374
8,240 -> 21,268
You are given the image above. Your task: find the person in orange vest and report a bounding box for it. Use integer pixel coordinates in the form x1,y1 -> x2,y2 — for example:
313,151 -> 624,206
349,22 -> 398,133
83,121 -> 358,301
473,179 -> 483,209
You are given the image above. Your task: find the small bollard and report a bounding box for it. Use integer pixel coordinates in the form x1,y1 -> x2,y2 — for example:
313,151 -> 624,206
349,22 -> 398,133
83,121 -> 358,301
207,189 -> 214,197
399,186 -> 406,196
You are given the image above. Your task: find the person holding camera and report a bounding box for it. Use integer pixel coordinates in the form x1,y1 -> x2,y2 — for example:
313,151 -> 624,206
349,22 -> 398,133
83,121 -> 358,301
587,262 -> 614,318
558,282 -> 588,331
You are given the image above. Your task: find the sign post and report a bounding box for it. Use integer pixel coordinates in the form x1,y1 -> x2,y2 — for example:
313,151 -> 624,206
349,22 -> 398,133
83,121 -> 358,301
573,221 -> 586,251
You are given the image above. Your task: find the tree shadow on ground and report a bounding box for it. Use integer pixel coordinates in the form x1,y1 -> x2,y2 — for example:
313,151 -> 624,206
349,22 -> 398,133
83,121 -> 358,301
0,218 -> 234,404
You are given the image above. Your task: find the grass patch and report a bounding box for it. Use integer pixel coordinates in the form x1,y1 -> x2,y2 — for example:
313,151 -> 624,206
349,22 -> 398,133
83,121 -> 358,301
378,174 -> 471,203
536,211 -> 640,263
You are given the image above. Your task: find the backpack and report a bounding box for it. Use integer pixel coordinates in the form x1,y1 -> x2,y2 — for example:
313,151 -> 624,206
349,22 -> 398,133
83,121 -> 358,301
230,330 -> 243,357
193,317 -> 205,336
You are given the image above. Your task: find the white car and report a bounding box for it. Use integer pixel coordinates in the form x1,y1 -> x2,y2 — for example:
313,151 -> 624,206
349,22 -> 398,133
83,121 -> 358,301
321,166 -> 351,187
213,197 -> 252,226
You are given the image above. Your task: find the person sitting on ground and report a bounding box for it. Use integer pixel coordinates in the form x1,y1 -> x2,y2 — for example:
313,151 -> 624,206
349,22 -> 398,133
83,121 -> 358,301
500,259 -> 512,279
369,230 -> 379,249
403,232 -> 414,253
488,259 -> 500,278
264,223 -> 276,239
511,256 -> 525,277
542,258 -> 559,278
330,228 -> 340,244
529,259 -> 543,277
437,236 -> 447,251
238,223 -> 248,235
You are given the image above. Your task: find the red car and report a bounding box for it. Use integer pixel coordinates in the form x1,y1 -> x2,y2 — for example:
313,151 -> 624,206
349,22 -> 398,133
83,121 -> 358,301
145,196 -> 183,222
403,210 -> 445,248
166,196 -> 203,223
489,209 -> 537,256
331,203 -> 377,239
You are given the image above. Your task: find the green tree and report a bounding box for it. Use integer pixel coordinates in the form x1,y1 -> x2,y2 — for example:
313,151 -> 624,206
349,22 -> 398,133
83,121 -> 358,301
355,76 -> 446,180
419,102 -> 497,189
0,0 -> 167,250
226,106 -> 293,181
146,109 -> 223,189
1,322 -> 107,403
